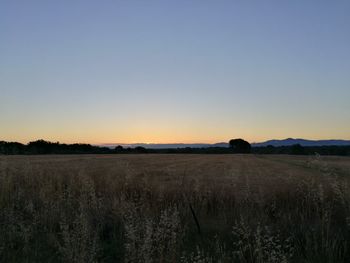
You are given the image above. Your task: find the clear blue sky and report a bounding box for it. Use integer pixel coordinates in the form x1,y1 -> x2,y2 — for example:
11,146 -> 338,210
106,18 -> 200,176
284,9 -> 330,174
1,0 -> 349,143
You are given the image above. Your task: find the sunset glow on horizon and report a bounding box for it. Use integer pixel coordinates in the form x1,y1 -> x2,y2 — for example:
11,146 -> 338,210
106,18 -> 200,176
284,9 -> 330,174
1,1 -> 350,144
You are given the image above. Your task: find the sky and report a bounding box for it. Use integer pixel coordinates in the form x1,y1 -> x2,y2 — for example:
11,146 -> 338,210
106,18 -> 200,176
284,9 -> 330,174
1,0 -> 349,144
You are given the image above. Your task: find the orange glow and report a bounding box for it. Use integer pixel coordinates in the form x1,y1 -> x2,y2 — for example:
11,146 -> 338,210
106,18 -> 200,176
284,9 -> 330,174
2,123 -> 350,145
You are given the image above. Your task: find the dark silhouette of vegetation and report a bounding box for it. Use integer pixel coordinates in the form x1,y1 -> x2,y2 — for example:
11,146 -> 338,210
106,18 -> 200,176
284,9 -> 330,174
0,140 -> 110,155
135,146 -> 147,153
290,144 -> 306,155
252,144 -> 350,156
0,141 -> 26,154
229,138 -> 251,153
0,140 -> 350,156
114,145 -> 124,153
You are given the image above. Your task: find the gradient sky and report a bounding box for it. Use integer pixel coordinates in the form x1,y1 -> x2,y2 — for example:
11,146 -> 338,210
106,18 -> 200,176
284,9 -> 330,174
1,0 -> 349,144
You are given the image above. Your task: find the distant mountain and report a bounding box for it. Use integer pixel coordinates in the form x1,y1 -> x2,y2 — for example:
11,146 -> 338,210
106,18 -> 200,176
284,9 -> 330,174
99,142 -> 229,149
99,138 -> 350,149
252,138 -> 350,147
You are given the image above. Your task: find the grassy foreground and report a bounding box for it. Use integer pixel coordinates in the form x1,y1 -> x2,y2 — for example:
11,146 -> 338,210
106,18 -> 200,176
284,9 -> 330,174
0,154 -> 350,262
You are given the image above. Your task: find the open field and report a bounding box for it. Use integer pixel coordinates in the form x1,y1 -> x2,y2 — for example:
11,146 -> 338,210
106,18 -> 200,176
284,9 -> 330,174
1,154 -> 350,262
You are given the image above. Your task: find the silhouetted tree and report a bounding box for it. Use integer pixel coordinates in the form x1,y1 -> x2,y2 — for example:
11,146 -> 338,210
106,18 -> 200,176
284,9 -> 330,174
229,138 -> 251,153
115,145 -> 124,153
28,140 -> 57,154
135,146 -> 147,153
1,139 -> 350,156
0,141 -> 26,154
290,144 -> 305,155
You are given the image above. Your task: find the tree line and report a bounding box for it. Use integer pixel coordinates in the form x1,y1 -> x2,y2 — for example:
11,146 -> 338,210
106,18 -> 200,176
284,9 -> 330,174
0,139 -> 349,156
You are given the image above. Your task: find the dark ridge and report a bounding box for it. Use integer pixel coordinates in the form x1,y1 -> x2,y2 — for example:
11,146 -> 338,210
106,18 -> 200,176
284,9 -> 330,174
1,139 -> 350,156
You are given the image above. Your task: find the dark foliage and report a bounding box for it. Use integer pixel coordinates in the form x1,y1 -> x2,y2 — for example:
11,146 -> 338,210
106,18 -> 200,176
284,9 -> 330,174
0,140 -> 110,155
252,144 -> 350,156
229,138 -> 252,153
1,140 -> 350,156
114,145 -> 124,152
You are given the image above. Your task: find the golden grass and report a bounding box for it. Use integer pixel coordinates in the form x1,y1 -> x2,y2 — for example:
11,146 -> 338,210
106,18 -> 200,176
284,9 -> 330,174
0,154 -> 349,262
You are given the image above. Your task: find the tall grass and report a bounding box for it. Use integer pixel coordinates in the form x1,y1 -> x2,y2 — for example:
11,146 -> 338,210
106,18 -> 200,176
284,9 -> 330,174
0,155 -> 349,262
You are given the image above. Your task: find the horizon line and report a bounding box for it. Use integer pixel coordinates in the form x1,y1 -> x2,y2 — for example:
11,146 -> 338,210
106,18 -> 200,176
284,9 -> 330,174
2,137 -> 350,146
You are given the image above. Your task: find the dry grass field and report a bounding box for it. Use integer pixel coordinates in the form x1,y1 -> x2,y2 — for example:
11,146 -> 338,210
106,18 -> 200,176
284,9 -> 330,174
1,154 -> 350,262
